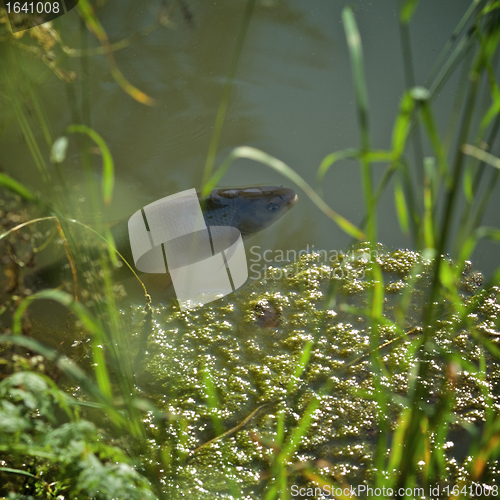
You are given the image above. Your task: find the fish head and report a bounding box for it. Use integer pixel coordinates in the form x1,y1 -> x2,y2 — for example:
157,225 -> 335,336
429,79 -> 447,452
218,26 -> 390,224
206,186 -> 298,236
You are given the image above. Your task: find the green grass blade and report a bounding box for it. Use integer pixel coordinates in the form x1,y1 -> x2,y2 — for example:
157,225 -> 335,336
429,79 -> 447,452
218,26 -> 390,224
419,98 -> 450,182
316,149 -> 393,193
265,395 -> 322,500
90,336 -> 113,401
77,0 -> 155,105
201,364 -> 224,436
394,176 -> 410,235
316,148 -> 359,187
280,396 -> 320,463
342,7 -> 376,242
426,0 -> 481,86
287,340 -> 314,395
201,0 -> 257,188
462,143 -> 500,169
392,91 -> 415,161
202,146 -> 364,239
423,157 -> 436,248
0,333 -> 105,405
463,161 -> 475,203
0,173 -> 36,201
0,467 -> 37,478
65,124 -> 115,205
399,0 -> 420,24
387,408 -> 412,478
342,7 -> 370,152
12,289 -> 99,337
8,91 -> 51,186
398,0 -> 425,179
12,289 -> 114,401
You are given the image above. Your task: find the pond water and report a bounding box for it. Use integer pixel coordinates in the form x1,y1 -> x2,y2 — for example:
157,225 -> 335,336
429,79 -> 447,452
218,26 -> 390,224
2,2 -> 500,497
1,0 -> 498,281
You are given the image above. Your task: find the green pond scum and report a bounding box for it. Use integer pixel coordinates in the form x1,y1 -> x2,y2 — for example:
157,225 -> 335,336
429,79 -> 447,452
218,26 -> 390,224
2,185 -> 500,498
121,245 -> 499,498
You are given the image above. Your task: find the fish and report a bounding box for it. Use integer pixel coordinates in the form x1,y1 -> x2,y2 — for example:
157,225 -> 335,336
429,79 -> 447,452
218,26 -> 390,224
200,186 -> 298,236
28,186 -> 298,300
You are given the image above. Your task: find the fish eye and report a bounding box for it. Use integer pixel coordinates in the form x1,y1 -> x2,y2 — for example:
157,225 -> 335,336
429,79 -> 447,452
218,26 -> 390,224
278,195 -> 284,201
268,203 -> 280,211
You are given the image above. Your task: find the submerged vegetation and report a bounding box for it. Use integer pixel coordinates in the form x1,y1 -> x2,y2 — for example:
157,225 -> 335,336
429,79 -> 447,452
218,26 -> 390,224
1,0 -> 500,499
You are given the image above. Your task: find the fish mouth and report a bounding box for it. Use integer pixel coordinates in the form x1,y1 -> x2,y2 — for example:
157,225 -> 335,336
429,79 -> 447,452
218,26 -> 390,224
287,193 -> 299,208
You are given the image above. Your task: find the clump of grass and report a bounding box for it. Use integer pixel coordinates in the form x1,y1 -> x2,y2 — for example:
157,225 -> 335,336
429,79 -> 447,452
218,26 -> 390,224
0,369 -> 156,499
200,0 -> 500,497
0,2 -> 161,496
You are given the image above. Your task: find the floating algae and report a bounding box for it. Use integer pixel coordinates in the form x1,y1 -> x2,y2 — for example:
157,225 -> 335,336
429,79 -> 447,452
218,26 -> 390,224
125,245 -> 500,498
1,189 -> 498,497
